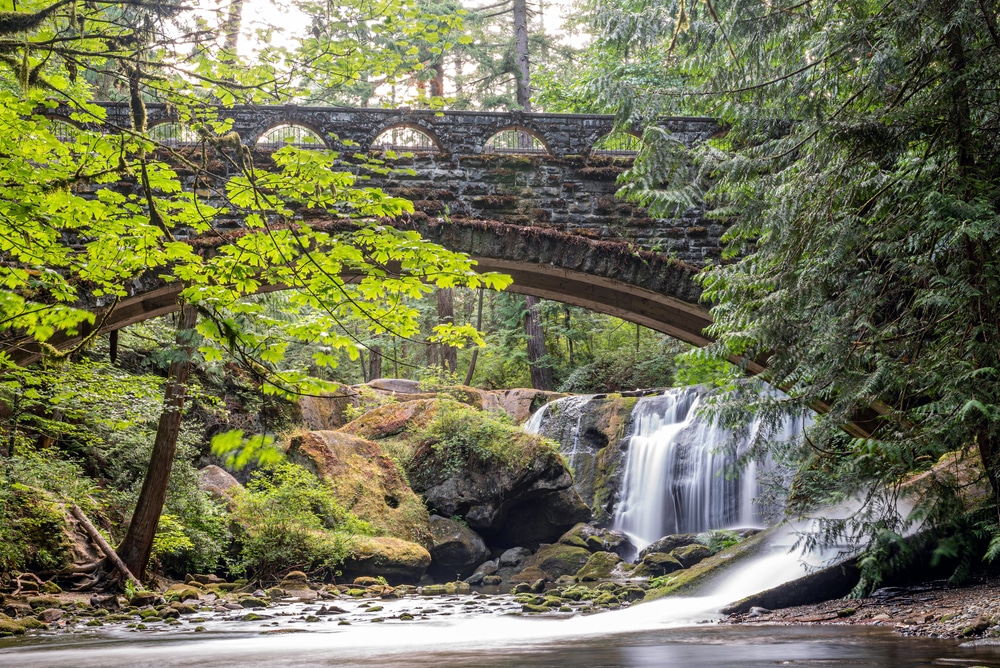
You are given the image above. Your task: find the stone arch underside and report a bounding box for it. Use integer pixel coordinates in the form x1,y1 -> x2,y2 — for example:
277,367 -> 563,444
3,219 -> 712,366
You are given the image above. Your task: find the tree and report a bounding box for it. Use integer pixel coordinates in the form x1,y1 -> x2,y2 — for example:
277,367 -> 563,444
594,0 -> 1000,580
0,0 -> 508,579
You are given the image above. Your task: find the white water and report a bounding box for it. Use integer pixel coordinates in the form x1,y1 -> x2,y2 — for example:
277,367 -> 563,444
613,387 -> 804,550
523,394 -> 595,476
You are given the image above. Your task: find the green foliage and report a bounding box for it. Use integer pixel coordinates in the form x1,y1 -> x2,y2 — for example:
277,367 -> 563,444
228,461 -> 372,581
558,339 -> 679,393
420,400 -> 558,473
0,481 -> 71,575
696,529 -> 741,555
210,430 -> 283,472
672,349 -> 740,389
584,0 -> 1000,580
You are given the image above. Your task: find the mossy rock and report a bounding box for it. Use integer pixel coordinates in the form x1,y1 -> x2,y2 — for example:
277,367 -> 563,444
240,597 -> 268,609
342,535 -> 431,584
352,576 -> 382,587
634,552 -> 684,577
576,551 -> 622,581
164,585 -> 201,602
27,596 -> 61,610
519,544 -> 592,580
139,608 -> 162,619
39,581 -> 62,595
421,581 -> 471,596
0,615 -> 26,636
644,529 -> 771,601
287,430 -> 432,547
20,616 -> 48,629
521,604 -> 550,614
509,566 -> 549,584
670,544 -> 714,569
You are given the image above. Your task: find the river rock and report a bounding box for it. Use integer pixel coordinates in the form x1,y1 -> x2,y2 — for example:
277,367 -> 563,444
287,430 -> 431,545
576,551 -> 622,581
341,536 -> 431,584
632,552 -> 684,577
514,544 -> 592,581
670,544 -> 714,569
35,608 -> 63,622
637,534 -> 701,561
198,465 -> 242,502
557,523 -> 635,558
427,515 -> 489,579
499,547 -> 532,568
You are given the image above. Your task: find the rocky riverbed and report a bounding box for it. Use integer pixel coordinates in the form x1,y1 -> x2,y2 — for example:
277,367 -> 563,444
723,575 -> 1000,643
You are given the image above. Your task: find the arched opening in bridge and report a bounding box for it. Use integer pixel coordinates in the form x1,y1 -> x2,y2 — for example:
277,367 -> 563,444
41,117 -> 83,142
371,125 -> 441,152
149,122 -> 200,147
592,131 -> 642,156
257,124 -> 327,149
484,128 -> 548,154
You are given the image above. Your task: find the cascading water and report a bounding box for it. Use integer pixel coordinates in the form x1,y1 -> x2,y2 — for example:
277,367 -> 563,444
612,386 -> 803,550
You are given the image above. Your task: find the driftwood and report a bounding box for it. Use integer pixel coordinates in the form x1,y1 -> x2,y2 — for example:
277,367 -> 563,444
70,505 -> 142,590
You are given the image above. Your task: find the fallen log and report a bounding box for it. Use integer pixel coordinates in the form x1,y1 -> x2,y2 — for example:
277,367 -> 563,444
70,505 -> 142,590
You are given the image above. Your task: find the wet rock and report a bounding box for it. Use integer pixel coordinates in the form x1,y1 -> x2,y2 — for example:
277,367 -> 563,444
720,558 -> 859,615
342,536 -> 432,584
165,585 -> 201,602
558,523 -> 634,559
633,552 -> 684,577
637,534 -> 701,561
89,594 -> 121,610
515,544 -> 591,581
670,544 -> 713,569
499,547 -> 532,568
576,551 -> 622,581
35,608 -> 63,623
428,515 -> 489,579
963,616 -> 992,636
128,590 -> 159,607
482,575 -> 503,586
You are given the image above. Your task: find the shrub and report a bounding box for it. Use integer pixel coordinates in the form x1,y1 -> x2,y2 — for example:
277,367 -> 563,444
228,461 -> 371,581
0,482 -> 71,575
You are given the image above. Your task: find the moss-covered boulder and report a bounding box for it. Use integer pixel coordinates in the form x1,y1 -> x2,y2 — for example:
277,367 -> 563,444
637,534 -> 701,561
644,530 -> 770,601
164,584 -> 201,602
576,551 -> 622,581
341,536 -> 431,584
557,523 -> 634,558
516,544 -> 592,581
633,552 -> 684,578
427,515 -> 489,580
670,544 -> 714,569
287,430 -> 431,546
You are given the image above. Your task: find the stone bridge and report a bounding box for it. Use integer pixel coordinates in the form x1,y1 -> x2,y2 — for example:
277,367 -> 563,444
9,105 -> 723,364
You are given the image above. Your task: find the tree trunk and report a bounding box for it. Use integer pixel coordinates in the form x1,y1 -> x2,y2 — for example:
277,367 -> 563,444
437,288 -> 457,373
513,0 -> 531,112
524,295 -> 552,390
368,345 -> 383,381
116,303 -> 198,579
464,288 -> 485,386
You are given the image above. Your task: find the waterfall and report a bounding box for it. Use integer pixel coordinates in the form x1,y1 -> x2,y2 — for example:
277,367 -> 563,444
523,394 -> 596,479
612,386 -> 802,550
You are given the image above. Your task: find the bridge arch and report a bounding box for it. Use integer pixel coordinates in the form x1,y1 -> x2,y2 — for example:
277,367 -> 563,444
255,122 -> 329,149
370,123 -> 443,152
4,219 -> 712,366
483,126 -> 550,155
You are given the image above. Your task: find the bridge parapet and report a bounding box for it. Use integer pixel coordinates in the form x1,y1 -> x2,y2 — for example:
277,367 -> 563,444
56,104 -> 724,264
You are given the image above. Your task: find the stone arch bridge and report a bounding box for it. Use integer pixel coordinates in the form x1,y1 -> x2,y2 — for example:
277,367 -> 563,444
10,105 -> 723,364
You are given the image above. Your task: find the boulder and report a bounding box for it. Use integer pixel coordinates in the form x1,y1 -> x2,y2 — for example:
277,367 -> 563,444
637,534 -> 701,561
198,465 -> 241,502
299,387 -> 353,430
340,399 -> 440,441
670,544 -> 713,569
633,552 -> 684,578
410,434 -> 591,548
481,389 -> 566,424
367,379 -> 423,394
427,515 -> 489,579
287,430 -> 431,546
576,551 -> 622,581
341,536 -> 431,584
557,523 -> 635,559
518,544 -> 592,580
499,547 -> 532,568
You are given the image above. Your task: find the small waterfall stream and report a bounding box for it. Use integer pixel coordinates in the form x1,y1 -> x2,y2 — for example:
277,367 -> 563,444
527,385 -> 805,551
